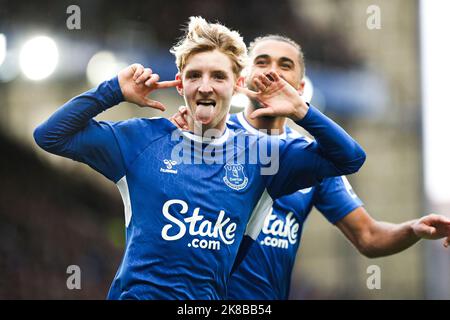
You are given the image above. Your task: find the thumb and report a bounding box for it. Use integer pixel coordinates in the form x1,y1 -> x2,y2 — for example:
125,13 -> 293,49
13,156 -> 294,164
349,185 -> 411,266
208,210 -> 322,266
234,85 -> 259,99
249,106 -> 274,119
143,98 -> 166,111
416,224 -> 437,237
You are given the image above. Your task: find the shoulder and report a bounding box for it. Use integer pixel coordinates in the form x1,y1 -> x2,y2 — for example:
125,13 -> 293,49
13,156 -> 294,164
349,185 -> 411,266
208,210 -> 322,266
280,132 -> 313,152
103,117 -> 175,135
105,116 -> 173,129
100,117 -> 177,149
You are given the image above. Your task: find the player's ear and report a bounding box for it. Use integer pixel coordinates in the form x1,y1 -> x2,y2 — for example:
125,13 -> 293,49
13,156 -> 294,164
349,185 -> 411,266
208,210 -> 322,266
297,79 -> 305,95
175,73 -> 183,96
233,76 -> 245,93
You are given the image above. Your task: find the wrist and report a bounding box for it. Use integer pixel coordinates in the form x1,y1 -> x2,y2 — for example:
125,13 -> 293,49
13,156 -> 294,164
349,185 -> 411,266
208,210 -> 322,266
292,102 -> 310,123
109,76 -> 125,105
290,99 -> 309,122
409,219 -> 422,240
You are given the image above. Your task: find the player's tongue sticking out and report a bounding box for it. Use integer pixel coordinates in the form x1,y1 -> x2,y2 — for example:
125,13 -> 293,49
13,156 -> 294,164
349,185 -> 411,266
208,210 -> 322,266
195,100 -> 216,125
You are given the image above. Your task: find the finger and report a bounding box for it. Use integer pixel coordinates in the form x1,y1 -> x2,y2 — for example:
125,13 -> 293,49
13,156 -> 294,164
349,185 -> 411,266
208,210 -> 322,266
132,64 -> 145,81
179,106 -> 190,125
143,98 -> 166,111
178,105 -> 188,117
259,73 -> 273,87
249,107 -> 274,119
169,115 -> 182,128
145,73 -> 160,87
267,71 -> 281,82
234,85 -> 259,99
436,215 -> 450,224
136,68 -> 153,84
426,214 -> 450,227
444,236 -> 450,248
170,111 -> 183,122
177,113 -> 189,129
155,79 -> 182,89
254,78 -> 267,92
173,116 -> 189,130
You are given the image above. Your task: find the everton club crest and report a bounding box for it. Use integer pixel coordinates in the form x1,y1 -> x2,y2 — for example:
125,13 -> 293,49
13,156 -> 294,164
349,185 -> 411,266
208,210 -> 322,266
223,164 -> 248,191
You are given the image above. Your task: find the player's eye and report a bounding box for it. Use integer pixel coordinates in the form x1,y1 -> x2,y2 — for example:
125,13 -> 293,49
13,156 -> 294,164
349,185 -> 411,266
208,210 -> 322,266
212,72 -> 227,80
281,63 -> 293,70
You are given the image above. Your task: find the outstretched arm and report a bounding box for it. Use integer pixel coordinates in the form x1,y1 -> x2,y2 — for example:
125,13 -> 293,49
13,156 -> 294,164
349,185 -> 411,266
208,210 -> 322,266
336,207 -> 450,258
33,63 -> 179,181
34,63 -> 179,149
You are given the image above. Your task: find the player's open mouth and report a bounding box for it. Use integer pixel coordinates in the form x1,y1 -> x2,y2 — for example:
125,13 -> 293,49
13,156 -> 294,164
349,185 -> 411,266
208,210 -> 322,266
196,99 -> 216,107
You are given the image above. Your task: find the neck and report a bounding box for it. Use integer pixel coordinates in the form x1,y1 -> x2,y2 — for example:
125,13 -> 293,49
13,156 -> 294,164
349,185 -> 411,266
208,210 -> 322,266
244,103 -> 287,135
188,118 -> 227,140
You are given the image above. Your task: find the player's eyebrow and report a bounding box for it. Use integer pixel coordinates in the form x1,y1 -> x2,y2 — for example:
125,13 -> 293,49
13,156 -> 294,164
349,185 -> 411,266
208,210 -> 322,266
211,70 -> 229,79
278,57 -> 295,66
253,54 -> 270,62
184,69 -> 201,77
254,55 -> 295,67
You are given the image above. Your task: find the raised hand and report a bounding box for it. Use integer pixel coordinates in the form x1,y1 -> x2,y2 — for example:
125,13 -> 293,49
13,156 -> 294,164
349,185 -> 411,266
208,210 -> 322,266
118,63 -> 180,111
235,71 -> 309,121
412,214 -> 450,247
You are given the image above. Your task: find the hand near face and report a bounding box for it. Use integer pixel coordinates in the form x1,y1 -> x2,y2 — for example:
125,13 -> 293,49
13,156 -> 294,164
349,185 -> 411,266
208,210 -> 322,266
412,214 -> 450,247
169,106 -> 190,130
235,71 -> 309,122
118,63 -> 181,111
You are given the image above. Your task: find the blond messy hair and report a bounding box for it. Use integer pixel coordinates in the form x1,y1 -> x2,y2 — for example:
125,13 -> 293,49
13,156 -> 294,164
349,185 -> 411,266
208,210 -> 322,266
170,16 -> 248,78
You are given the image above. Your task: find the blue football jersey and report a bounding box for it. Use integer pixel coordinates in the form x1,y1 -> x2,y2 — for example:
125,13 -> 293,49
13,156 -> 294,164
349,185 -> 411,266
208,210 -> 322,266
226,112 -> 363,300
33,77 -> 365,299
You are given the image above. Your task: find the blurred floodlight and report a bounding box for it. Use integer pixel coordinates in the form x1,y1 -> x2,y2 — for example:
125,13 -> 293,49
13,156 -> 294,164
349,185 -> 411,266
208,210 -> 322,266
19,35 -> 59,80
86,51 -> 126,86
302,76 -> 314,103
0,34 -> 6,67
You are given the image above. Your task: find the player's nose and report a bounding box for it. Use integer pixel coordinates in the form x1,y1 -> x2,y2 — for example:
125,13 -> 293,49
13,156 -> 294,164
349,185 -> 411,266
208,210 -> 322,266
269,62 -> 280,73
198,79 -> 213,95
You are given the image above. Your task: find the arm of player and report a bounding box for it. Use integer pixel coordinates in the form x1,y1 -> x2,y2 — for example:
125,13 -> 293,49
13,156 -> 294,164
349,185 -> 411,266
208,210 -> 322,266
236,71 -> 366,177
335,208 -> 450,258
33,63 -> 179,181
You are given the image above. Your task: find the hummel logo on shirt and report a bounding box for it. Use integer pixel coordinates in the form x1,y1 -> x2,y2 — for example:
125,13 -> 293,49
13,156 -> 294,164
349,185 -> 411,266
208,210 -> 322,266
160,159 -> 178,174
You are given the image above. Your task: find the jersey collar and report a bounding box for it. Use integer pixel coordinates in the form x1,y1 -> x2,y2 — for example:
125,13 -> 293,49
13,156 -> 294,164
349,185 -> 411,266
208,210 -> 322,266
180,127 -> 231,146
236,112 -> 287,139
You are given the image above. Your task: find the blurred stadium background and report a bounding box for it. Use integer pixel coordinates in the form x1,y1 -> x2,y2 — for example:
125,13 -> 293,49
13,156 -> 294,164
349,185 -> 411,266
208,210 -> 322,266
0,0 -> 449,299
